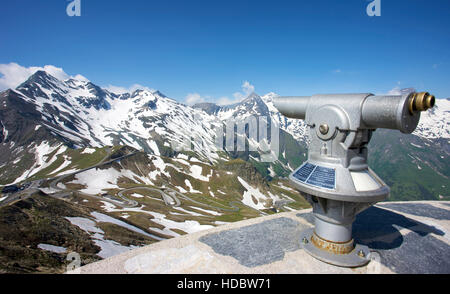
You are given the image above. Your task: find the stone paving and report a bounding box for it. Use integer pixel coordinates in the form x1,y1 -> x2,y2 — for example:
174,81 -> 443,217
73,201 -> 450,274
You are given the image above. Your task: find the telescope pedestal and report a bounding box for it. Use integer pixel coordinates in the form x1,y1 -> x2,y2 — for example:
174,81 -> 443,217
300,196 -> 373,267
300,228 -> 370,268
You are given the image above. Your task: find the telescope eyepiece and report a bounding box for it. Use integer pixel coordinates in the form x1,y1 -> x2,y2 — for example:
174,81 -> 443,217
409,92 -> 436,114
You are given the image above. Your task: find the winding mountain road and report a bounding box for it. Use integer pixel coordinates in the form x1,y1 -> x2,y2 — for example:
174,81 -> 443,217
44,151 -> 245,215
2,149 -> 273,217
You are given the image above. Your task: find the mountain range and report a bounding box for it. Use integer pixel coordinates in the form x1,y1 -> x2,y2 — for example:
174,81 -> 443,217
0,70 -> 449,199
0,70 -> 448,273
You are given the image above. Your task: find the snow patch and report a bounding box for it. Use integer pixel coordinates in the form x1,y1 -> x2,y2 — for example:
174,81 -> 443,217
91,211 -> 158,239
65,211 -> 162,259
171,207 -> 203,217
148,211 -> 214,237
38,244 -> 67,254
130,193 -> 144,198
185,179 -> 202,194
81,148 -> 96,154
13,142 -> 65,183
50,156 -> 72,175
189,165 -> 210,182
69,167 -> 122,194
276,182 -> 295,192
176,186 -> 188,193
188,206 -> 222,216
237,177 -> 270,210
148,141 -> 160,156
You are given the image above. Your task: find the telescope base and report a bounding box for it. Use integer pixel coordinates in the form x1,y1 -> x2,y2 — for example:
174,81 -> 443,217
300,228 -> 370,268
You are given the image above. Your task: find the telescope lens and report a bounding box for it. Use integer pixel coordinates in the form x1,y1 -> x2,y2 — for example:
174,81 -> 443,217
426,95 -> 435,109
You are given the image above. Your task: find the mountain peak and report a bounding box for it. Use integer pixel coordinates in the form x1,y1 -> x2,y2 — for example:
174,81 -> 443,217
240,92 -> 266,107
16,70 -> 60,92
33,70 -> 48,76
152,90 -> 167,98
0,88 -> 14,96
24,70 -> 56,84
243,92 -> 260,101
192,102 -> 221,115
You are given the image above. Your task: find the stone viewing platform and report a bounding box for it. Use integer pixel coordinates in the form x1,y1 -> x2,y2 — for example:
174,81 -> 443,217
72,201 -> 450,274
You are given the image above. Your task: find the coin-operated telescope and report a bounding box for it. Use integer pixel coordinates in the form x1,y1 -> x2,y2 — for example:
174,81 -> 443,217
274,92 -> 435,267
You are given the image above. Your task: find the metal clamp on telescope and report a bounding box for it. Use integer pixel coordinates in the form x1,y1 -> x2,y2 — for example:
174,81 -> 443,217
274,91 -> 435,267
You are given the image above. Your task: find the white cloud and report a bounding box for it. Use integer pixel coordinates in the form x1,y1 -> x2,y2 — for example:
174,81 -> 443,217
387,86 -> 402,95
185,93 -> 205,105
216,96 -> 236,106
332,69 -> 342,73
232,81 -> 255,101
73,74 -> 89,82
386,86 -> 415,96
183,81 -> 256,106
104,84 -> 154,95
215,81 -> 256,106
0,62 -> 153,96
0,62 -> 88,91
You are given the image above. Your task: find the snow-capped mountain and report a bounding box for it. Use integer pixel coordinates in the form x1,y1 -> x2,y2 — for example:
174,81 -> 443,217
193,92 -> 309,144
413,98 -> 450,140
194,91 -> 450,144
1,70 -> 224,162
0,70 -> 449,200
193,91 -> 449,201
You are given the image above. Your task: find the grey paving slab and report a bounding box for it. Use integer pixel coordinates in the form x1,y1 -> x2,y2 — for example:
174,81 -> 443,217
378,202 -> 450,220
199,217 -> 308,267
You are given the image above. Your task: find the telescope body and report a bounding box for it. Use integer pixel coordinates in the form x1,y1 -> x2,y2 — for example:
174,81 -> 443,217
274,91 -> 435,267
275,92 -> 433,134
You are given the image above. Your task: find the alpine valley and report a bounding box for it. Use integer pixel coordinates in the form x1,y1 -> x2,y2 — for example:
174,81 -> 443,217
0,70 -> 448,273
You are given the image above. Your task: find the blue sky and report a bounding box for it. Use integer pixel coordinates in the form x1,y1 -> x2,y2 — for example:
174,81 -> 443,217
1,0 -> 449,103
